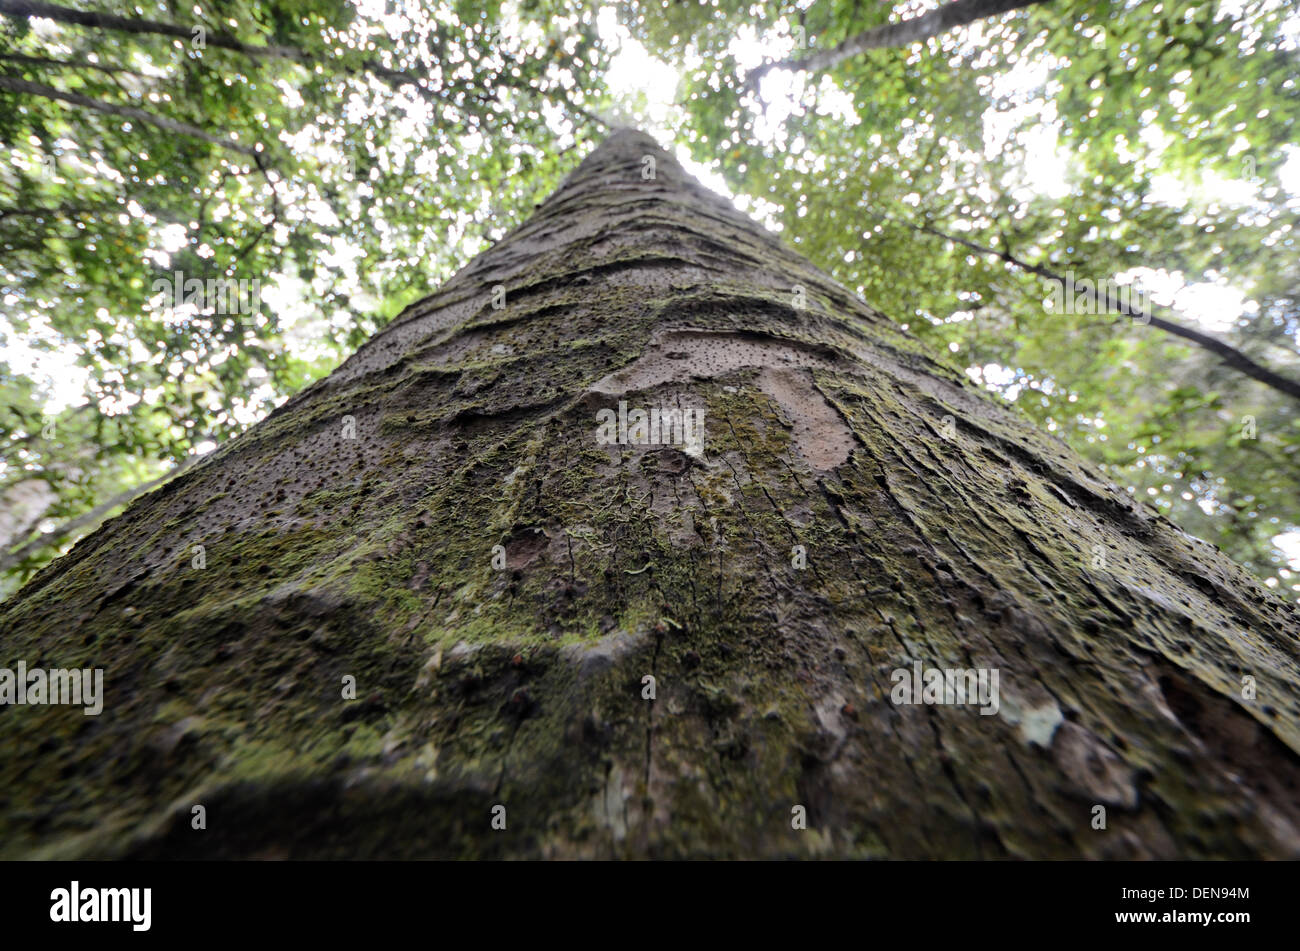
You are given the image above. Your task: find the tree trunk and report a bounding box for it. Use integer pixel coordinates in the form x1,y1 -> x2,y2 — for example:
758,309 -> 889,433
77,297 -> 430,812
3,129 -> 1298,859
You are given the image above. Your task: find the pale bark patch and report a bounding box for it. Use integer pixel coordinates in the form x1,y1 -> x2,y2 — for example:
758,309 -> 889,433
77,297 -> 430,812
589,328 -> 844,395
756,367 -> 858,470
590,327 -> 859,469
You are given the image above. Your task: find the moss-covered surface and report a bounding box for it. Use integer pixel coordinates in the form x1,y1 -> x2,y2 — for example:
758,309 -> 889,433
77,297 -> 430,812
2,130 -> 1299,859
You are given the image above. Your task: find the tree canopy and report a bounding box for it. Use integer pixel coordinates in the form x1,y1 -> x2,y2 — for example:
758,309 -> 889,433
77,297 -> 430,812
2,0 -> 1298,600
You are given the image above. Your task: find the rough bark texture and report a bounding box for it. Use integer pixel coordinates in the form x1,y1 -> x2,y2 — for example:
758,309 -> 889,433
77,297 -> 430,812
3,130 -> 1299,859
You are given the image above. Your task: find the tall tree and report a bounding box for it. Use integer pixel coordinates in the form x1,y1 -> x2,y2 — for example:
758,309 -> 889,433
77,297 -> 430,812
3,129 -> 1299,859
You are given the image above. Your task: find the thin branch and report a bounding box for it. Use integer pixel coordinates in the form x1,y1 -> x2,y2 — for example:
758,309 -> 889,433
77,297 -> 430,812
0,74 -> 262,156
0,1 -> 425,94
0,0 -> 303,60
748,0 -> 1053,88
0,402 -> 94,451
229,196 -> 279,267
0,453 -> 202,575
886,212 -> 1300,403
0,204 -> 111,220
0,52 -> 149,76
0,202 -> 211,237
0,0 -> 450,94
0,0 -> 607,130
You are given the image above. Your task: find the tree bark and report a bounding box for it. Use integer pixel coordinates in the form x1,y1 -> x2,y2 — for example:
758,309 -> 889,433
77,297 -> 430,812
2,129 -> 1299,860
